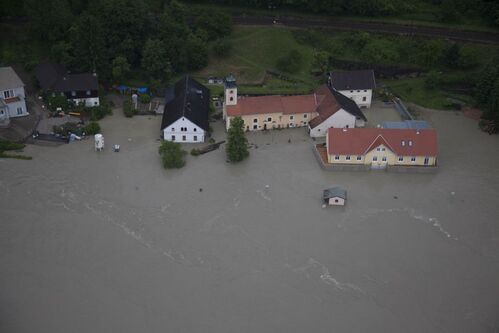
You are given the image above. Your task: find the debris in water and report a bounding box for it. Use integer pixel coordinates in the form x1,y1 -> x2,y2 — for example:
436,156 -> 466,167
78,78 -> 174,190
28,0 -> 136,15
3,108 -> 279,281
128,138 -> 132,142
451,191 -> 455,196
393,195 -> 398,199
288,139 -> 291,143
322,204 -> 327,209
265,185 -> 270,189
199,188 -> 203,192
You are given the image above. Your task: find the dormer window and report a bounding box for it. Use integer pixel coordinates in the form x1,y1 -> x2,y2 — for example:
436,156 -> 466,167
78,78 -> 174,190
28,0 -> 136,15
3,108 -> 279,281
71,91 -> 76,96
408,140 -> 413,146
401,140 -> 406,146
86,90 -> 91,96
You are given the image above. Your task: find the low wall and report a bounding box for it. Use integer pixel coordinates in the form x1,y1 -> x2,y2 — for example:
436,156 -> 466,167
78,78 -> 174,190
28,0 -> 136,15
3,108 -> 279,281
386,164 -> 439,173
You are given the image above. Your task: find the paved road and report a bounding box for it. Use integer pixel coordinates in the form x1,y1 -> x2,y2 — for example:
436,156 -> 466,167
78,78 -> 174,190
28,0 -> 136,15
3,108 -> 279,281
233,16 -> 499,44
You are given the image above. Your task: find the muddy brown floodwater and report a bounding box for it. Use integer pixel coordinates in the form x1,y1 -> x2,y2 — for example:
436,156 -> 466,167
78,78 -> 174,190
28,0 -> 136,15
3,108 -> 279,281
1,109 -> 499,333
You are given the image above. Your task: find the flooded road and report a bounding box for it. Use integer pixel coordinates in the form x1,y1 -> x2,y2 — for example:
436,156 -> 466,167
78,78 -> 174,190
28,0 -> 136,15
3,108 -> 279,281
1,110 -> 499,332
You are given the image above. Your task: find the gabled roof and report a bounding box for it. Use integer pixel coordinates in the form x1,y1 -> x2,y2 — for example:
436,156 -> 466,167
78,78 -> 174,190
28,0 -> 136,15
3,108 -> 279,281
161,75 -> 210,131
327,128 -> 438,157
323,187 -> 347,200
0,67 -> 24,91
226,94 -> 320,117
35,62 -> 98,92
308,85 -> 367,129
329,70 -> 376,91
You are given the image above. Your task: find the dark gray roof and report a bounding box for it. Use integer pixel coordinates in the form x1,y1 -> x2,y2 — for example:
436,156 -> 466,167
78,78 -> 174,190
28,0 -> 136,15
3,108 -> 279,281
323,187 -> 347,200
0,67 -> 25,90
330,88 -> 367,121
161,76 -> 210,131
35,62 -> 98,92
330,70 -> 376,91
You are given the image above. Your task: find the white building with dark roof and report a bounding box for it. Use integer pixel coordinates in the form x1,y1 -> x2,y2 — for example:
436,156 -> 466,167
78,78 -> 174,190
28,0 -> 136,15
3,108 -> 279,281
35,62 -> 100,107
0,67 -> 28,126
161,76 -> 210,143
328,70 -> 376,108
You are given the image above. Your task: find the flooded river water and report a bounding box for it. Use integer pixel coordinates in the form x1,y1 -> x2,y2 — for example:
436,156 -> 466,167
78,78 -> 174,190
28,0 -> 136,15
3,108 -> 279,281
1,110 -> 499,332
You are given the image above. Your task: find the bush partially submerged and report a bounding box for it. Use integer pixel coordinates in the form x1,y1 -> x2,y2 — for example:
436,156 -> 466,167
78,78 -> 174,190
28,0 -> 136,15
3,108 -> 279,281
84,122 -> 101,135
159,140 -> 187,168
123,100 -> 137,118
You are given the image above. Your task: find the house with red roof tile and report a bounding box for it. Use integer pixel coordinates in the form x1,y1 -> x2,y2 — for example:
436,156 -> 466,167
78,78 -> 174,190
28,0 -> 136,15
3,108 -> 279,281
326,128 -> 438,169
223,76 -> 366,135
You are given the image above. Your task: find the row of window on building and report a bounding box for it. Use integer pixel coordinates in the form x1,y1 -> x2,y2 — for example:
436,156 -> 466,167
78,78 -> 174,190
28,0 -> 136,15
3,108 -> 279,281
171,127 -> 197,132
334,155 -> 420,162
254,114 -> 308,124
171,135 -> 198,141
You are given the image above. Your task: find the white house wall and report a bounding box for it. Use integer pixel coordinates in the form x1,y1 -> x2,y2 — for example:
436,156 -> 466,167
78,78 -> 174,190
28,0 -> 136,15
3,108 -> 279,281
338,89 -> 372,108
71,97 -> 100,107
162,117 -> 205,143
1,86 -> 28,118
309,109 -> 356,138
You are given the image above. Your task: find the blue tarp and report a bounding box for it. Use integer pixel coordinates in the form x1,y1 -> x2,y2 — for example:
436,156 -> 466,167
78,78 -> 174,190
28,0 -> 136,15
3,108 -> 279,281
116,85 -> 148,94
137,87 -> 148,93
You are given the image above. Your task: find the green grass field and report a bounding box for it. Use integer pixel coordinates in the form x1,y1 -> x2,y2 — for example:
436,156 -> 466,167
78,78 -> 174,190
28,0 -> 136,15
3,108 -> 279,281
194,26 -> 319,94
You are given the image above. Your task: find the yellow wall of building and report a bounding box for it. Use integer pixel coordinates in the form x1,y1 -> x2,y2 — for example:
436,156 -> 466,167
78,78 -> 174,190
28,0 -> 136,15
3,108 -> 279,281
327,144 -> 437,167
227,112 -> 316,131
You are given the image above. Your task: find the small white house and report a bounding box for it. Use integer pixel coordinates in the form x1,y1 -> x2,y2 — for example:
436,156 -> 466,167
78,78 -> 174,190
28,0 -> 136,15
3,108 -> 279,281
161,76 -> 209,143
323,187 -> 347,206
0,67 -> 29,125
308,85 -> 367,138
329,70 -> 376,108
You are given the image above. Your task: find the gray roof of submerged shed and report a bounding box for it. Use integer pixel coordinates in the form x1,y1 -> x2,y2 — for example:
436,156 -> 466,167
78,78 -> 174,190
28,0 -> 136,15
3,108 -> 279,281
161,76 -> 210,131
323,187 -> 347,200
330,70 -> 376,91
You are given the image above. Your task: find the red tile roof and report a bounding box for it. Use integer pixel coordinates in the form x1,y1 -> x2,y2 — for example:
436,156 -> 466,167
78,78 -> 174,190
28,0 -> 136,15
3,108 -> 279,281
327,128 -> 438,156
309,85 -> 367,129
226,94 -> 320,117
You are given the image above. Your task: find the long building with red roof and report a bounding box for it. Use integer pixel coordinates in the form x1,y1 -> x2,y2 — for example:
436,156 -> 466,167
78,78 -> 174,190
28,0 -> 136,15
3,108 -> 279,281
223,77 -> 367,135
326,127 -> 438,168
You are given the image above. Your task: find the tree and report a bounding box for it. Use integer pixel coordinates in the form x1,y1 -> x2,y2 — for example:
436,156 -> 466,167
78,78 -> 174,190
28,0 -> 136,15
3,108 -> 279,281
424,70 -> 441,90
312,50 -> 330,74
69,13 -> 106,74
185,35 -> 209,70
84,121 -> 101,135
111,56 -> 130,83
213,38 -> 232,57
50,41 -> 74,68
442,43 -> 461,68
226,117 -> 249,162
194,9 -> 232,41
475,60 -> 499,106
276,49 -> 303,73
159,141 -> 186,169
141,39 -> 173,80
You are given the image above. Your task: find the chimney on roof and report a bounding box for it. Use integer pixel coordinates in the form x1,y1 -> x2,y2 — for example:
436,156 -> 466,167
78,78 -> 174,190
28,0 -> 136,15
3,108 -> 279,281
416,130 -> 420,134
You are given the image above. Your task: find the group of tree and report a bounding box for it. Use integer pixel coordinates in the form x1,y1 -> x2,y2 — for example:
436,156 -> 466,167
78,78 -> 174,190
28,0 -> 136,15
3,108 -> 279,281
187,0 -> 499,26
158,116 -> 248,169
475,58 -> 499,132
1,0 -> 232,84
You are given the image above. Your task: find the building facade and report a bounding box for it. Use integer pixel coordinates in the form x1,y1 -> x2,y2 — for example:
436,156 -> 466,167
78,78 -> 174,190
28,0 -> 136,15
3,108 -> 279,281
161,76 -> 209,143
326,128 -> 438,169
0,67 -> 28,125
329,70 -> 376,108
35,62 -> 100,107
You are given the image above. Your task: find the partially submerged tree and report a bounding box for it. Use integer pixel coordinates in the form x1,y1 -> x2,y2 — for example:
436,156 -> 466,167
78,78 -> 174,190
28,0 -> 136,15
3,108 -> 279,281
226,116 -> 249,162
159,140 -> 187,169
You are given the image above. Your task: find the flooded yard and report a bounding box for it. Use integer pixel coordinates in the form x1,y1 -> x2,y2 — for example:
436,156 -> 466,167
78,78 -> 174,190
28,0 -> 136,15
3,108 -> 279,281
1,109 -> 498,332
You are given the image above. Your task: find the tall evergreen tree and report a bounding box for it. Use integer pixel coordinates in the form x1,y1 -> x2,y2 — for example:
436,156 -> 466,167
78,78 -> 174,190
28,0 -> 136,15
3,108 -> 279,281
226,117 -> 249,162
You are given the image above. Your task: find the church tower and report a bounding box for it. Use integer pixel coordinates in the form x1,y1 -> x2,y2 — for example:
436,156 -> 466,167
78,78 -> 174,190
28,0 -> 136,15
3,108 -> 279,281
224,74 -> 237,106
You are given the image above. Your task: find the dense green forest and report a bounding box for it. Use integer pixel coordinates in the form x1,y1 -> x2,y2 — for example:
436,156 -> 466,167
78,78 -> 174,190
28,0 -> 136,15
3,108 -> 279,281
0,0 -> 231,85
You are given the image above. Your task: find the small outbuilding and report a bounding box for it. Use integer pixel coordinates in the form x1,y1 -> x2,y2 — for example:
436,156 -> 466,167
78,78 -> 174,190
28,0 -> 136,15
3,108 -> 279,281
323,187 -> 347,206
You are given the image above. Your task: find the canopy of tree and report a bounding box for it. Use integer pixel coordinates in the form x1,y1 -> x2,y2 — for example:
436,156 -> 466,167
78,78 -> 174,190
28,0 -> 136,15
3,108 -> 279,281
2,0 -> 232,84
